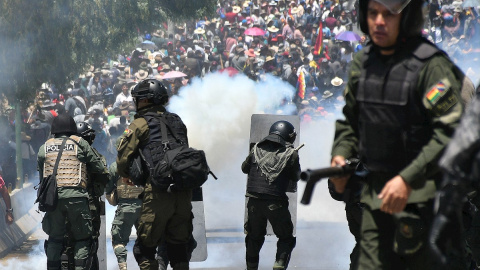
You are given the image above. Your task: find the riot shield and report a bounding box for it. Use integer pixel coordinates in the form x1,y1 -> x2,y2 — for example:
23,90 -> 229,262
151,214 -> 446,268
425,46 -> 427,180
244,114 -> 300,235
190,187 -> 207,261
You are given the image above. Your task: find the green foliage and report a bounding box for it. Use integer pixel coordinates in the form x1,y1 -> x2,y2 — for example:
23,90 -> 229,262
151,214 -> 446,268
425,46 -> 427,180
0,0 -> 216,104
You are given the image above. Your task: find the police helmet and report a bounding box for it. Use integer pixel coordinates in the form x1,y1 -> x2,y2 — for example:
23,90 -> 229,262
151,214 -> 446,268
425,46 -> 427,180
76,122 -> 96,144
131,79 -> 169,106
51,114 -> 78,135
358,0 -> 425,38
269,120 -> 297,143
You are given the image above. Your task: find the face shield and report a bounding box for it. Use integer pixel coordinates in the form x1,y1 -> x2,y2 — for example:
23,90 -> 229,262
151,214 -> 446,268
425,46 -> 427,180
373,0 -> 412,14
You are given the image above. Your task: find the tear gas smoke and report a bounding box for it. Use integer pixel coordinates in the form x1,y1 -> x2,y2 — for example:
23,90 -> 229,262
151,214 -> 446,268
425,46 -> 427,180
2,72 -> 352,269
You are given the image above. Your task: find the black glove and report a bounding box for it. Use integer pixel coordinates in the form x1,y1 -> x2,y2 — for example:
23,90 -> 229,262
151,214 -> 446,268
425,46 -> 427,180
429,176 -> 466,268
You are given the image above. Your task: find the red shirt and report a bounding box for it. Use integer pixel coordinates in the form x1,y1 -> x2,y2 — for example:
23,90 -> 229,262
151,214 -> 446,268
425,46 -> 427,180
0,176 -> 5,189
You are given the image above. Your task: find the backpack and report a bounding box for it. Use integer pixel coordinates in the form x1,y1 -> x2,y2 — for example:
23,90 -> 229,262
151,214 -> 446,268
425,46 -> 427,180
35,138 -> 67,212
151,115 -> 216,191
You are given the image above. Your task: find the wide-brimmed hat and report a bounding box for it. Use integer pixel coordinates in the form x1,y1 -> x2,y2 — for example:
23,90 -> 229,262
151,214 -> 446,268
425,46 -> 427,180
265,55 -> 275,62
101,70 -> 111,78
322,90 -> 333,99
194,28 -> 205,34
138,61 -> 149,71
331,76 -> 344,87
135,69 -> 149,81
454,6 -> 463,13
291,7 -> 299,14
232,6 -> 242,13
243,1 -> 251,7
224,21 -> 231,26
246,48 -> 256,57
117,72 -> 128,82
268,25 -> 280,32
269,0 -> 277,6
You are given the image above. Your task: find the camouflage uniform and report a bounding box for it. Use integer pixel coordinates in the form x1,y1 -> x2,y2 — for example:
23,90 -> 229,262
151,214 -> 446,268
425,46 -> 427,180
116,105 -> 192,270
38,135 -> 107,270
106,162 -> 143,270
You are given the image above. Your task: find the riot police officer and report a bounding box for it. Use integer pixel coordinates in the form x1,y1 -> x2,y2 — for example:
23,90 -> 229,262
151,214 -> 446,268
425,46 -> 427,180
116,79 -> 192,270
241,120 -> 301,270
37,114 -> 107,270
106,161 -> 144,270
329,0 -> 465,269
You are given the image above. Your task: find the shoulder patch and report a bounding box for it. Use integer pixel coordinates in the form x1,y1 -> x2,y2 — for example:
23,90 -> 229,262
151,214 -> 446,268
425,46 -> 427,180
123,128 -> 133,136
426,79 -> 451,106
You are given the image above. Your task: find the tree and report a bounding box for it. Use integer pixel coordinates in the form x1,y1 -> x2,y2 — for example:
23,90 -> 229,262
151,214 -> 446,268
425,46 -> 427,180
0,0 -> 216,187
0,0 -> 216,102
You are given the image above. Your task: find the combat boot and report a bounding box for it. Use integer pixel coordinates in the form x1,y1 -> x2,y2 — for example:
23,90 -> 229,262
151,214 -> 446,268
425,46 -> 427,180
246,261 -> 259,270
118,262 -> 127,270
273,259 -> 286,269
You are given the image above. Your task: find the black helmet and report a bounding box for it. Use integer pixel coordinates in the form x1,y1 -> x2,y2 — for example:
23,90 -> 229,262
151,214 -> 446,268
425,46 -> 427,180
76,122 -> 96,144
131,79 -> 168,106
358,0 -> 425,38
269,120 -> 297,143
51,114 -> 77,135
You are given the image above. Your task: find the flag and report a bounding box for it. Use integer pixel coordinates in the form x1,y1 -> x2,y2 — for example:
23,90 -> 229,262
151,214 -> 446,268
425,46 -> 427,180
297,71 -> 306,99
313,21 -> 323,55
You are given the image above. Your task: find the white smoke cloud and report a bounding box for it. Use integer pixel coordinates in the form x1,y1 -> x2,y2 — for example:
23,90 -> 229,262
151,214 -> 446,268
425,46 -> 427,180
1,72 -> 352,269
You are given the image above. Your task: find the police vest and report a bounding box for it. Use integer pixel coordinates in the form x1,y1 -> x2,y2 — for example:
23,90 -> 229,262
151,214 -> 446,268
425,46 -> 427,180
246,155 -> 291,197
357,41 -> 442,173
44,135 -> 87,189
116,178 -> 144,200
140,112 -> 188,187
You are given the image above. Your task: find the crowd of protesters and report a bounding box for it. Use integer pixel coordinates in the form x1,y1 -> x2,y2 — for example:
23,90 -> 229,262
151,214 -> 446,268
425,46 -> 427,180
0,0 -> 480,189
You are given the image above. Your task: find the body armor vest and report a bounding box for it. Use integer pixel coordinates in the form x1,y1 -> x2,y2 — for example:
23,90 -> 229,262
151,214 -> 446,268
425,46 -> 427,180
246,156 -> 290,197
140,112 -> 188,187
116,178 -> 144,199
44,135 -> 87,188
357,41 -> 442,173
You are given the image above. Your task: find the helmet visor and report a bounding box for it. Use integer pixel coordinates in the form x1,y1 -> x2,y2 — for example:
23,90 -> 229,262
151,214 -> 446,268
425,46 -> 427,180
373,0 -> 411,14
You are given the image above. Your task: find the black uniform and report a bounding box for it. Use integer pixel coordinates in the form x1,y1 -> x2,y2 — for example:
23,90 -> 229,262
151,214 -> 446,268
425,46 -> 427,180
241,134 -> 300,270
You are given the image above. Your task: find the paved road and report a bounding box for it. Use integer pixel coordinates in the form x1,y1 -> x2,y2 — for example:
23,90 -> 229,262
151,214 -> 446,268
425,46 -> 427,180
0,219 -> 354,270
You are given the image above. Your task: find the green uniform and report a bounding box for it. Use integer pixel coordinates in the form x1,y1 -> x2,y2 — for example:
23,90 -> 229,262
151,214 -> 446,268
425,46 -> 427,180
332,39 -> 464,270
116,105 -> 192,270
106,162 -> 143,267
38,135 -> 107,270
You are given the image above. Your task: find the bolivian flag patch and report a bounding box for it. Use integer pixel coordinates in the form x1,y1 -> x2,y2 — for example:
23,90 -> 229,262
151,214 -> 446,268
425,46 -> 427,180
123,128 -> 132,136
426,81 -> 448,105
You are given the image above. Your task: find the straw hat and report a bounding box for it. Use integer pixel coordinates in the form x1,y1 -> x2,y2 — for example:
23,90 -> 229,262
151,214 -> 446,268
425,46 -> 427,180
331,77 -> 344,87
194,28 -> 205,34
232,6 -> 242,13
265,56 -> 275,62
224,21 -> 231,26
135,69 -> 149,81
322,90 -> 333,99
268,25 -> 280,32
291,7 -> 299,14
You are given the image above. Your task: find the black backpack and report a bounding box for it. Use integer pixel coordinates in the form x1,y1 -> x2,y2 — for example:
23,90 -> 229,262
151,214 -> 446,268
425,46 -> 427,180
151,116 -> 217,191
35,138 -> 67,212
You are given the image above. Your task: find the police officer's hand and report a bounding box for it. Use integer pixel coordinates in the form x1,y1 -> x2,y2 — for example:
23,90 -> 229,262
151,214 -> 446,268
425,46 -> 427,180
378,175 -> 412,214
5,212 -> 13,225
330,155 -> 350,194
